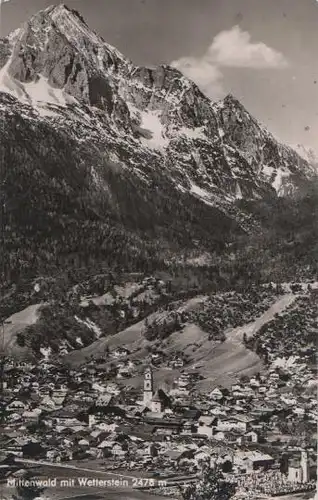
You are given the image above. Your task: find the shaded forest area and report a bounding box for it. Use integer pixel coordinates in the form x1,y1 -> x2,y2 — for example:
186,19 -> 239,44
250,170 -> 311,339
1,106 -> 317,323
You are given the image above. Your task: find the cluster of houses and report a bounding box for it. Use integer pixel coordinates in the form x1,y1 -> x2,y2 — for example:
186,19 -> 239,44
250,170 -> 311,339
0,350 -> 317,498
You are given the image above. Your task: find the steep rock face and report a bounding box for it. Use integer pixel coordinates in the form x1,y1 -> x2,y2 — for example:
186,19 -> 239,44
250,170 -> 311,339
2,4 -> 132,129
212,95 -> 313,195
124,65 -> 219,136
7,4 -> 129,84
0,4 -> 316,284
1,5 -> 313,199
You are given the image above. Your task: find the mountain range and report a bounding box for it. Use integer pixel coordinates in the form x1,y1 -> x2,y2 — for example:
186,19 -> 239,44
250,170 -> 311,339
0,4 -> 317,298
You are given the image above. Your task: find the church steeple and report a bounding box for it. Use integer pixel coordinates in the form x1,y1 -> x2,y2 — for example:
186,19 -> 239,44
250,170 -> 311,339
300,450 -> 309,483
143,366 -> 153,406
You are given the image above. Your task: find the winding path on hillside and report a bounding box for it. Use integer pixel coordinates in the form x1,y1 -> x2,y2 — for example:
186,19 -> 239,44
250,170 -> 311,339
196,293 -> 297,390
0,292 -> 298,392
226,293 -> 296,343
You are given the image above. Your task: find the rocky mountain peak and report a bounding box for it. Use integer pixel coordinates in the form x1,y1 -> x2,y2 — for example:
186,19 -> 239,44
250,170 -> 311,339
215,92 -> 257,126
12,3 -> 128,74
45,3 -> 87,22
0,3 -> 315,231
223,93 -> 243,106
0,3 -> 134,122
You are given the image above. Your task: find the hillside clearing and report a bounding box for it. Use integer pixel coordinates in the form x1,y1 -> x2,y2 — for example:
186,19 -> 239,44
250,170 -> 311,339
64,293 -> 296,391
0,303 -> 42,353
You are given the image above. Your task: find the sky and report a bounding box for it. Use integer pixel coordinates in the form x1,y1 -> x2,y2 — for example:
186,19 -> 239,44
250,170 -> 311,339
0,0 -> 317,153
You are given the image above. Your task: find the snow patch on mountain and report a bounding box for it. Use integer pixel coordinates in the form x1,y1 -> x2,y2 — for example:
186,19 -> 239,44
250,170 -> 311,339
0,3 -> 315,242
218,127 -> 225,138
0,56 -> 75,116
189,182 -> 231,207
190,180 -> 243,203
262,165 -> 275,178
262,164 -> 291,195
139,109 -> 169,149
190,183 -> 215,204
236,182 -> 243,200
24,76 -> 70,106
272,169 -> 290,193
178,126 -> 206,140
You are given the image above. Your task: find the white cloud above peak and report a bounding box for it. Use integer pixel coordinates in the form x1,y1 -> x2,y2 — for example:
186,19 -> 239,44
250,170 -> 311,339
173,57 -> 224,96
208,25 -> 288,68
171,25 -> 288,99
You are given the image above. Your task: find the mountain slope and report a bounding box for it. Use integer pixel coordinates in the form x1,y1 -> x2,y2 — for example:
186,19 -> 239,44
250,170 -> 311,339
291,144 -> 318,170
0,4 -> 316,288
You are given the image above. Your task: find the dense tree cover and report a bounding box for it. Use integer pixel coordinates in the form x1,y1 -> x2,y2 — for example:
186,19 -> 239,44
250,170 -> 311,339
12,274 -> 206,355
19,303 -> 97,354
1,104 -> 317,336
14,278 -> 281,356
187,287 -> 277,339
0,109 -> 241,291
144,312 -> 184,341
235,178 -> 318,283
246,294 -> 318,363
143,287 -> 277,343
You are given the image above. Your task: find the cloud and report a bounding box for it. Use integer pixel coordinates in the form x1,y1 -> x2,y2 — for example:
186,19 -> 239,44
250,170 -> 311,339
171,26 -> 288,99
172,56 -> 224,98
208,26 -> 288,69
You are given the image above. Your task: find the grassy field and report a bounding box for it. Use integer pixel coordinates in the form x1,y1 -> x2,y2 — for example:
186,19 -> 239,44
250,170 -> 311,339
0,303 -> 42,354
2,292 -> 297,391
64,293 -> 297,391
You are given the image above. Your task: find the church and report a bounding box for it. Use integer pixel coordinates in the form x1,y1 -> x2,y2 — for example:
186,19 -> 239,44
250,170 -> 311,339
142,366 -> 169,413
287,450 -> 317,485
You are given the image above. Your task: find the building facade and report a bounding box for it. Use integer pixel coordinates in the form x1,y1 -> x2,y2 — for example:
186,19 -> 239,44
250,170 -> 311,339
143,366 -> 154,406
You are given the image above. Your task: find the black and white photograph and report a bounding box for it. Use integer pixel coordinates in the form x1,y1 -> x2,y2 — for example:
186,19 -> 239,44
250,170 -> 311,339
0,0 -> 317,499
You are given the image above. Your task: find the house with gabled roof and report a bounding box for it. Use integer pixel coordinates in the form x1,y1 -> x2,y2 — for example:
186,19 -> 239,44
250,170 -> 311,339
39,394 -> 56,412
112,442 -> 128,457
22,408 -> 42,423
48,409 -> 85,429
197,416 -> 218,438
209,388 -> 223,401
6,400 -> 27,413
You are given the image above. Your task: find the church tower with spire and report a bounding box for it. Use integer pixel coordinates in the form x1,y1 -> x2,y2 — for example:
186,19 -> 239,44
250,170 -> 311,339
143,366 -> 154,406
300,450 -> 309,484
